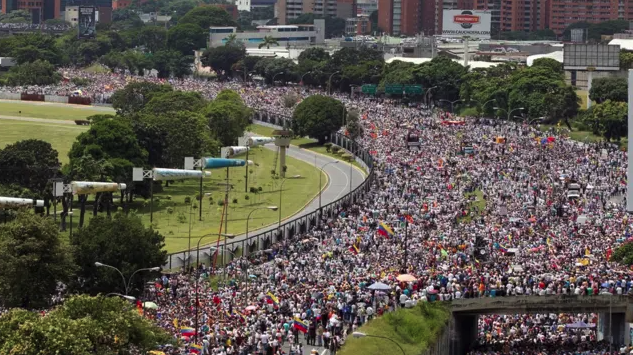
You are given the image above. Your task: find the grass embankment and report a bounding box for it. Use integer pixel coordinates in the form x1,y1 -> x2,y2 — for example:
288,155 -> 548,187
0,101 -> 112,120
339,302 -> 450,355
458,189 -> 486,224
61,146 -> 324,252
0,121 -> 88,164
247,124 -> 367,175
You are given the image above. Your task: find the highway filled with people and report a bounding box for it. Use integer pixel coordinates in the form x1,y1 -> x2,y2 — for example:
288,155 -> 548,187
2,69 -> 631,355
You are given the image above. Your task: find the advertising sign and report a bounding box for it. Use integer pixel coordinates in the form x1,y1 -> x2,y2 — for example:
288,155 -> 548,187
152,168 -> 211,181
202,158 -> 253,169
225,146 -> 249,157
442,10 -> 491,39
78,6 -> 96,39
563,44 -> 620,71
0,197 -> 44,208
71,181 -> 126,195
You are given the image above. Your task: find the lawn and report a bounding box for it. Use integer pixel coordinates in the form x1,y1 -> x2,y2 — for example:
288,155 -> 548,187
247,124 -> 368,175
538,124 -> 602,144
0,101 -> 113,121
0,120 -> 88,164
458,189 -> 486,224
338,302 -> 449,355
62,145 -> 325,252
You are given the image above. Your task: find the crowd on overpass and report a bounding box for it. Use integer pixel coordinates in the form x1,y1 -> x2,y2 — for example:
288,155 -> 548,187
3,69 -> 633,355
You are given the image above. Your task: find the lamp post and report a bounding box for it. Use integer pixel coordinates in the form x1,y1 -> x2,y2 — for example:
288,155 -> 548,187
105,293 -> 136,301
469,99 -> 496,116
439,99 -> 462,113
352,332 -> 405,355
246,206 -> 278,244
328,71 -> 340,95
319,161 -> 338,219
425,86 -> 437,108
494,106 -> 524,121
526,116 -> 546,125
272,71 -> 285,86
94,262 -> 160,296
300,71 -> 312,85
193,232 -> 234,341
278,175 -> 301,235
188,193 -> 211,270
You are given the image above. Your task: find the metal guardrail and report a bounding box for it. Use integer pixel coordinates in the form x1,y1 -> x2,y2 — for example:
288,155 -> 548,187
163,109 -> 375,270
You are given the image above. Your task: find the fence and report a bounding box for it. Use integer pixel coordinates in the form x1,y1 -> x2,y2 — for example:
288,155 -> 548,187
163,110 -> 375,270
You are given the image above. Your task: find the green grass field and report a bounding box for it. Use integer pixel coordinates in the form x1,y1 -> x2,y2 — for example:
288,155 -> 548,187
0,101 -> 112,121
247,124 -> 367,174
339,303 -> 449,355
458,189 -> 486,224
62,145 -> 324,252
0,120 -> 88,164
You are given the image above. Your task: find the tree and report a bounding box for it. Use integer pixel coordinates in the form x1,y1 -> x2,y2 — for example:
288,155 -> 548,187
346,109 -> 363,140
0,33 -> 62,66
414,56 -> 467,102
292,95 -> 345,144
611,241 -> 633,265
253,57 -> 297,84
298,47 -> 330,63
589,77 -> 627,104
0,212 -> 75,309
138,26 -> 167,53
0,139 -> 61,198
201,45 -> 246,78
143,90 -> 207,115
205,90 -> 251,146
620,50 -> 633,70
258,35 -> 279,49
584,99 -> 627,141
178,5 -> 237,28
167,23 -> 208,55
151,49 -> 194,78
0,295 -> 172,354
111,81 -> 173,116
4,60 -> 61,86
70,213 -> 166,296
532,57 -> 563,75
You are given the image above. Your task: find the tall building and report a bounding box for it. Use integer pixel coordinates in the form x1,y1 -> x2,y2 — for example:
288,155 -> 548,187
378,0 -> 420,35
275,0 -> 355,25
547,0 -> 633,34
1,0 -> 60,20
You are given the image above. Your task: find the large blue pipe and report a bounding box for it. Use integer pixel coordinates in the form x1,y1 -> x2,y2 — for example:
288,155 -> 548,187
202,157 -> 252,169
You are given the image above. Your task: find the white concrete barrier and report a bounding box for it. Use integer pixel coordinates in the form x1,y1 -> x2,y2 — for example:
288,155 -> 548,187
0,92 -> 21,100
44,95 -> 69,103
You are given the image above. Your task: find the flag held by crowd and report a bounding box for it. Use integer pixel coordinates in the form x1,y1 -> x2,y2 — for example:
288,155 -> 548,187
293,317 -> 308,333
181,327 -> 195,337
377,222 -> 394,238
266,292 -> 279,306
189,343 -> 203,354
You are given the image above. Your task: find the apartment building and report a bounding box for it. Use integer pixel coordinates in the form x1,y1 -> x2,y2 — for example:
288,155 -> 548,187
275,0 -> 355,25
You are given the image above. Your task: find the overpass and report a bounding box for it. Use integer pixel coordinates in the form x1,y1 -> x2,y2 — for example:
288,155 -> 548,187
425,295 -> 633,355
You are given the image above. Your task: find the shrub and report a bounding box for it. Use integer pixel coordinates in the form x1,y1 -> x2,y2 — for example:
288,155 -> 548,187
184,196 -> 191,204
218,199 -> 225,206
342,153 -> 354,161
177,212 -> 187,223
165,195 -> 173,200
331,145 -> 341,154
282,92 -> 300,108
244,195 -> 250,200
250,187 -> 258,194
232,198 -> 238,204
167,207 -> 174,214
258,186 -> 263,192
324,142 -> 333,152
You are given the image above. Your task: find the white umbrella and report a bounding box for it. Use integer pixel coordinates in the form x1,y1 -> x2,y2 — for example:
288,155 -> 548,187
368,282 -> 391,291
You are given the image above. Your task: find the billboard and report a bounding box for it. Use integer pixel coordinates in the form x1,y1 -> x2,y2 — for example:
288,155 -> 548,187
78,6 -> 96,39
563,44 -> 620,71
442,10 -> 491,39
71,181 -> 126,195
202,158 -> 253,169
152,168 -> 211,181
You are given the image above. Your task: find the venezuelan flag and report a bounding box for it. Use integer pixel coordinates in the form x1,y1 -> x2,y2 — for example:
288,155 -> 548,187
235,311 -> 246,323
266,292 -> 279,306
190,343 -> 203,354
181,327 -> 195,337
348,244 -> 360,255
377,222 -> 394,238
293,317 -> 308,333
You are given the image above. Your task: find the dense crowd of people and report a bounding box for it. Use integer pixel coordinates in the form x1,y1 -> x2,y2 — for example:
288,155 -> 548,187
3,69 -> 632,355
0,23 -> 70,31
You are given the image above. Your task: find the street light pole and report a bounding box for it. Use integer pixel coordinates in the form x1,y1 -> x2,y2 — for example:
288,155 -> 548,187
328,71 -> 340,95
246,206 -> 278,248
94,262 -> 160,296
507,107 -> 525,121
278,175 -> 301,236
272,71 -> 285,86
300,71 -> 311,85
439,99 -> 462,114
352,332 -> 405,355
425,86 -> 437,108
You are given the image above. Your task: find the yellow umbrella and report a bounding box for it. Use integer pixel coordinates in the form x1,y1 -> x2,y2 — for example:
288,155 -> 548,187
396,274 -> 417,282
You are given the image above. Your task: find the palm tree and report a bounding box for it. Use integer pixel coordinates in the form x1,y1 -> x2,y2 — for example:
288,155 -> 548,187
258,36 -> 279,49
225,33 -> 238,46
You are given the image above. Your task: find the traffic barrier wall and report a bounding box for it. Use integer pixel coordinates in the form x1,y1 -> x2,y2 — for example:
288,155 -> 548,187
44,95 -> 69,104
68,96 -> 92,105
0,92 -> 21,100
21,93 -> 44,102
